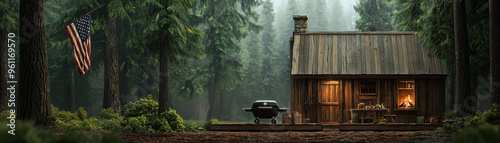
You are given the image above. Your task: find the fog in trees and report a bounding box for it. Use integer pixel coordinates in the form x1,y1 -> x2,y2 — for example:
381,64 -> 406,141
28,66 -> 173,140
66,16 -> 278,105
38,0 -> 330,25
21,0 -> 361,122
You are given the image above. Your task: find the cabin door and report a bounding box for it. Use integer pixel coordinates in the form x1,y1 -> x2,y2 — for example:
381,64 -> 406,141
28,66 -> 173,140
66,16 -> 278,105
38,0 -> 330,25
319,80 -> 341,123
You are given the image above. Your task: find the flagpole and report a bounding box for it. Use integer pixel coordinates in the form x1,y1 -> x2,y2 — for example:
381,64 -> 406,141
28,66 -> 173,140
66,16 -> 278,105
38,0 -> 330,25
47,3 -> 107,39
84,3 -> 107,16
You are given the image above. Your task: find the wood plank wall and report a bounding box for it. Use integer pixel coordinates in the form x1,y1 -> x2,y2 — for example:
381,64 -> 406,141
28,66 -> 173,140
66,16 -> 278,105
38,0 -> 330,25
291,78 -> 446,123
291,79 -> 320,123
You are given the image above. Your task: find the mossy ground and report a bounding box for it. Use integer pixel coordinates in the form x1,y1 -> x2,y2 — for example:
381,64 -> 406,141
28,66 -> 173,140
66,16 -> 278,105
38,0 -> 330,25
1,95 -> 220,142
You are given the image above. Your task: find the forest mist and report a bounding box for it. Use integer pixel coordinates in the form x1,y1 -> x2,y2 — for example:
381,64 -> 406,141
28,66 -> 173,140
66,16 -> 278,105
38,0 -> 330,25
21,0 -> 493,123
44,0 -> 360,122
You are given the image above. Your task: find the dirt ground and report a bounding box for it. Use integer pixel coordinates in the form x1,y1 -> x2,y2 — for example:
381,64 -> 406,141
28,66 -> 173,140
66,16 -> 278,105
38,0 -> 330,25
121,131 -> 450,142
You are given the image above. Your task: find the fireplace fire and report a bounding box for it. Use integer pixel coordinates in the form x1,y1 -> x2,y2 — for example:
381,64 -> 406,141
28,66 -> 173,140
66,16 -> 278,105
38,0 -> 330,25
399,95 -> 414,108
398,80 -> 415,110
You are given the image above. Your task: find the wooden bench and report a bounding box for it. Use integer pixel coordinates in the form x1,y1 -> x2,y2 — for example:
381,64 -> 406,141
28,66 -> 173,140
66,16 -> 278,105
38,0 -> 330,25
351,109 -> 388,123
443,119 -> 456,124
384,115 -> 397,123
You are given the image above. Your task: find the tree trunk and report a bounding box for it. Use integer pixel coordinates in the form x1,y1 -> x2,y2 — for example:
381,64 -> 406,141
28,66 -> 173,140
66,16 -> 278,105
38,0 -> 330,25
18,0 -> 51,125
228,91 -> 236,121
490,0 -> 500,105
218,89 -> 224,120
371,0 -> 379,27
119,70 -> 130,114
158,34 -> 171,114
446,68 -> 456,111
0,20 -> 7,112
471,76 -> 478,109
146,65 -> 155,97
64,68 -> 75,112
453,0 -> 472,117
103,15 -> 120,114
206,72 -> 220,120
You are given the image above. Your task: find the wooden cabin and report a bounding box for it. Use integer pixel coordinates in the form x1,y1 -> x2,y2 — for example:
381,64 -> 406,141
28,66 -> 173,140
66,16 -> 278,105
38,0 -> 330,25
289,15 -> 447,124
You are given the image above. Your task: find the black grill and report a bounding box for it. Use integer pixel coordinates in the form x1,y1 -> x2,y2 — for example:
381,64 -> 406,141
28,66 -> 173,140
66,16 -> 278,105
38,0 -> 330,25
242,100 -> 288,124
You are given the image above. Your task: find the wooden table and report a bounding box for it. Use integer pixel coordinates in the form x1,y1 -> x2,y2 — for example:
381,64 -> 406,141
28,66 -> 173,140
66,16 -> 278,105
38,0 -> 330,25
350,109 -> 389,123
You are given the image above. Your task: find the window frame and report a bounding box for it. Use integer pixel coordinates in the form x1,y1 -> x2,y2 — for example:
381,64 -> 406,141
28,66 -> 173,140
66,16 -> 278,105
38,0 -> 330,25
396,79 -> 417,111
359,80 -> 377,96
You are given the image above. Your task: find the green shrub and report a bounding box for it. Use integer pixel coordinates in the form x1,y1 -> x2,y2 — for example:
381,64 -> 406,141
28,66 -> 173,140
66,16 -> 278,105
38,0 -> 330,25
152,118 -> 173,132
76,107 -> 88,120
203,119 -> 220,131
98,108 -> 121,119
0,121 -> 123,142
48,105 -> 98,131
436,115 -> 481,134
184,121 -> 204,132
89,109 -> 124,132
120,115 -> 148,133
124,94 -> 158,118
89,117 -> 118,132
121,95 -> 185,132
464,110 -> 485,128
0,121 -> 42,143
48,105 -> 78,123
0,110 -> 12,122
446,110 -> 457,119
90,96 -> 186,133
46,95 -> 195,133
452,124 -> 500,143
436,104 -> 500,134
483,103 -> 500,125
160,109 -> 185,131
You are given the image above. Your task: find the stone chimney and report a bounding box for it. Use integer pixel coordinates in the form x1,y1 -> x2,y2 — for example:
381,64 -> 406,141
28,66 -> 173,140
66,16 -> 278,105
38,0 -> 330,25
293,15 -> 308,33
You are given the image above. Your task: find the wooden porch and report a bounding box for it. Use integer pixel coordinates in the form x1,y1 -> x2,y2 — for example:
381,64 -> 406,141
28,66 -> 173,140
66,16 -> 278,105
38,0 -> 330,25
210,123 -> 441,131
339,123 -> 442,131
210,123 -> 323,131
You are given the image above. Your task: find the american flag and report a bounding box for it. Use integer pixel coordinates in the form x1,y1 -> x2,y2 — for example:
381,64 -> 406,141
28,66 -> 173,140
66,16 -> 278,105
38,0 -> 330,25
64,14 -> 91,77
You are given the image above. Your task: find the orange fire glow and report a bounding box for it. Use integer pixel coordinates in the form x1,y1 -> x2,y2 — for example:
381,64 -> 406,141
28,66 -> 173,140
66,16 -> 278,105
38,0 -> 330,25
398,90 -> 414,109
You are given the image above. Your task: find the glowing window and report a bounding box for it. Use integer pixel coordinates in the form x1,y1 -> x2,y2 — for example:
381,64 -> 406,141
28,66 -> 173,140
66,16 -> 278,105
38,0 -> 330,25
398,80 -> 415,110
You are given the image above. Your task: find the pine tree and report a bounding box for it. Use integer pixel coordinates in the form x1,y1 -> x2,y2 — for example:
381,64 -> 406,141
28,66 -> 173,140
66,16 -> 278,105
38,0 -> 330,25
0,0 -> 18,112
0,0 -> 7,112
200,0 -> 261,120
354,0 -> 394,31
395,0 -> 490,111
136,0 -> 204,114
277,0 -> 298,42
18,0 -> 51,125
330,0 -> 345,31
490,0 -> 500,105
392,0 -> 422,31
453,0 -> 472,116
261,0 -> 275,99
102,0 -> 139,114
309,0 -> 327,31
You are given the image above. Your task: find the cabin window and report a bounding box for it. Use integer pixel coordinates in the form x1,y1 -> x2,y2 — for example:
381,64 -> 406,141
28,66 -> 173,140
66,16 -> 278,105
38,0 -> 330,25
360,81 -> 377,95
397,80 -> 416,110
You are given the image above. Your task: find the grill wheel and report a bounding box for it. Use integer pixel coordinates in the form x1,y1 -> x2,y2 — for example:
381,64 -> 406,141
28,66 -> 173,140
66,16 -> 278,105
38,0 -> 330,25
271,118 -> 277,124
254,119 -> 260,124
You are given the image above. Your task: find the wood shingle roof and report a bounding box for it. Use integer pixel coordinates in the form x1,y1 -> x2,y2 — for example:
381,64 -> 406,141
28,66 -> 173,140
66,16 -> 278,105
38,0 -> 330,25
291,32 -> 448,75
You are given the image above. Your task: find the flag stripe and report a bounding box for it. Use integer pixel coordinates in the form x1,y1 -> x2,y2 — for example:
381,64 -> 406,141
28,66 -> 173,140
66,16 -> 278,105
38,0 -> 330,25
64,15 -> 92,77
68,23 -> 88,70
68,24 -> 86,73
88,37 -> 91,67
64,25 -> 83,70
